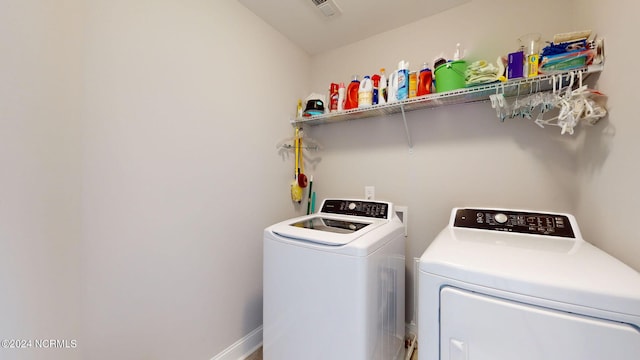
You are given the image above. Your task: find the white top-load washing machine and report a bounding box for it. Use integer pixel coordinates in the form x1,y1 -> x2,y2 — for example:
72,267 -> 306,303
263,199 -> 405,360
419,207 -> 640,360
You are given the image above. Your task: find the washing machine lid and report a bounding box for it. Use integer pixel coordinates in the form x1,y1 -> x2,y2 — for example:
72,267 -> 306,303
420,208 -> 640,318
271,214 -> 387,245
269,199 -> 394,246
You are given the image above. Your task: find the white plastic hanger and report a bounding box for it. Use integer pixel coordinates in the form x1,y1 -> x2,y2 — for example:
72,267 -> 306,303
276,133 -> 323,152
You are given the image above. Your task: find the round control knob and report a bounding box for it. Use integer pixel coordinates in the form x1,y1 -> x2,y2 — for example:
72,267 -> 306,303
348,202 -> 357,210
494,213 -> 508,224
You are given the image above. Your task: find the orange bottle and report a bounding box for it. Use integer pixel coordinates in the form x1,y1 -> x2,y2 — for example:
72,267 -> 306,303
417,63 -> 433,96
344,75 -> 360,110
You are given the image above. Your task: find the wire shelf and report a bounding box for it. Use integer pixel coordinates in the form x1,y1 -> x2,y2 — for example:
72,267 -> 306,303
291,64 -> 603,127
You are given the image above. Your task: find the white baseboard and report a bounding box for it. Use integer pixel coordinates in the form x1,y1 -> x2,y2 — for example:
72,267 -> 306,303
214,323 -> 417,360
210,325 -> 263,360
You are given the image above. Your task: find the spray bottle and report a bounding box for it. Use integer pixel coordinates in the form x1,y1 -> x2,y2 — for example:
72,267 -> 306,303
454,43 -> 463,61
371,73 -> 381,105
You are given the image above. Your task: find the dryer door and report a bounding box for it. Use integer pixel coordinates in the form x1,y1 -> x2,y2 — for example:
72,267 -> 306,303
439,287 -> 640,360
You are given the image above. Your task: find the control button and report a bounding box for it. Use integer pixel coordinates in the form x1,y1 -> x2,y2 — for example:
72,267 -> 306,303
494,213 -> 508,224
348,202 -> 356,210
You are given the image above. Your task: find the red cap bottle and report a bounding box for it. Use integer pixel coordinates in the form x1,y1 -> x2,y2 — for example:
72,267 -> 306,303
371,73 -> 381,105
329,83 -> 339,112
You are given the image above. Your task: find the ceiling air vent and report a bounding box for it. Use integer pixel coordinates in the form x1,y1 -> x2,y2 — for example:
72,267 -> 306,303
311,0 -> 342,17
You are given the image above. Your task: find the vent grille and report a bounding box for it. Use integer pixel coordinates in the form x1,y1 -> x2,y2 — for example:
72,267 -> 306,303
311,0 -> 341,17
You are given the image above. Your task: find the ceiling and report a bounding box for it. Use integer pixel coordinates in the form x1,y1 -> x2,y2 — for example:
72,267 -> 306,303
237,0 -> 471,55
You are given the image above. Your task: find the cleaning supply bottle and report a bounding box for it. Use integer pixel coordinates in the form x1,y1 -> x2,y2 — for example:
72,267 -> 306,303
387,70 -> 398,103
409,71 -> 417,98
396,60 -> 409,101
454,43 -> 463,60
378,68 -> 387,104
358,76 -> 373,108
344,76 -> 360,110
371,73 -> 380,105
329,83 -> 339,112
417,62 -> 433,96
337,82 -> 345,111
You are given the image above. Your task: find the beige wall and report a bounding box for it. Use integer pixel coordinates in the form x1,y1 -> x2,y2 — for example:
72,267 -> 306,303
2,0 -> 637,357
574,0 -> 640,272
1,0 -> 309,358
80,0 -> 309,358
0,1 -> 83,359
304,0 -> 638,326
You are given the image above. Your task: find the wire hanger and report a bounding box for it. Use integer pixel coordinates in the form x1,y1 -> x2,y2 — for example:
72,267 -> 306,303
275,132 -> 322,151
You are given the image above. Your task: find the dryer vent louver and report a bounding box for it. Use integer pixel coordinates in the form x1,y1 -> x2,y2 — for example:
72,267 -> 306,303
311,0 -> 342,17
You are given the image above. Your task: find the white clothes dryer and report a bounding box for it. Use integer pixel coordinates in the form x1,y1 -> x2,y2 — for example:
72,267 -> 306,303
264,199 -> 405,360
419,207 -> 640,360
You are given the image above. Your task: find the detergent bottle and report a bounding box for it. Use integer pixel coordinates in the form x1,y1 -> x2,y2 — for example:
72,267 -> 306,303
329,83 -> 339,112
387,70 -> 398,103
409,71 -> 417,98
344,76 -> 360,110
371,73 -> 381,105
416,62 -> 433,96
358,76 -> 373,108
378,68 -> 387,104
337,82 -> 345,111
396,60 -> 409,101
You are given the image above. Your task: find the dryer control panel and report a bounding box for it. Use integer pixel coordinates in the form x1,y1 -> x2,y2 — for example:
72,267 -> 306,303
321,199 -> 390,219
454,208 -> 575,238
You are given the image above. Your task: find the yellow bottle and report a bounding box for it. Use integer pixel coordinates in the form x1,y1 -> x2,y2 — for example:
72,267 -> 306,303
409,71 -> 418,98
527,54 -> 539,78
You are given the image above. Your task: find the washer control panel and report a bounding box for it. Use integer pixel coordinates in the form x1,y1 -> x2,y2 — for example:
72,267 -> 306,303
454,208 -> 575,238
321,199 -> 390,219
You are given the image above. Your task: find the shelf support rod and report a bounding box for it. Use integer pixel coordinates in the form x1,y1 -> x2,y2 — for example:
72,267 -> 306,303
400,104 -> 413,149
